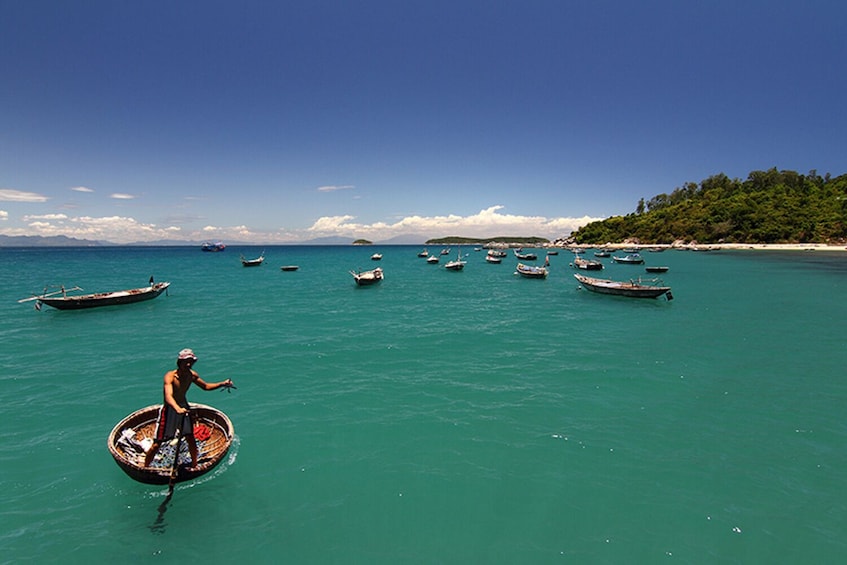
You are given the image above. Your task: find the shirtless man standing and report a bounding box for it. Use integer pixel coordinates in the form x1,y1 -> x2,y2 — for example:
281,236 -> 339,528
144,348 -> 233,469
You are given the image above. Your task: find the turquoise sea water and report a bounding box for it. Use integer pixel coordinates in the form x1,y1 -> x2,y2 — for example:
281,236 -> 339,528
1,245 -> 846,563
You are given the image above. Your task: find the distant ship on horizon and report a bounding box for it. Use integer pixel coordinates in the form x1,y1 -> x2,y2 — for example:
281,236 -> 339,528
201,241 -> 226,252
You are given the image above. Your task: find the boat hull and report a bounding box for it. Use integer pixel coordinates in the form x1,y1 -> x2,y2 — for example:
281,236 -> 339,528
107,403 -> 234,485
38,283 -> 170,310
574,274 -> 671,299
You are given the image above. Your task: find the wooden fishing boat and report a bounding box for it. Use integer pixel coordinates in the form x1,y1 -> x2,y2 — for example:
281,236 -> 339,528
22,282 -> 170,310
485,253 -> 502,264
427,254 -> 440,264
351,266 -> 384,285
240,253 -> 265,267
107,403 -> 234,485
645,266 -> 669,273
574,273 -> 673,299
612,253 -> 645,264
515,262 -> 548,279
572,257 -> 604,271
514,249 -> 538,260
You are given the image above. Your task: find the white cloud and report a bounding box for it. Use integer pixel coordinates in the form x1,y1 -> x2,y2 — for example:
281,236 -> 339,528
23,213 -> 69,221
0,210 -> 7,220
0,206 -> 604,244
304,206 -> 602,241
71,186 -> 94,193
317,185 -> 355,192
307,215 -> 356,231
9,213 -> 180,244
110,193 -> 136,200
0,189 -> 49,202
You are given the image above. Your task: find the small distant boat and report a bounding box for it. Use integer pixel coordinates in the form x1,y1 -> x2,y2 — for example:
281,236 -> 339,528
574,273 -> 672,299
107,403 -> 234,485
621,248 -> 640,254
240,252 -> 265,267
514,249 -> 538,260
546,250 -> 559,255
645,266 -> 669,273
418,249 -> 429,257
515,262 -> 548,279
440,248 -> 451,255
351,267 -> 384,286
593,250 -> 610,258
487,249 -> 507,258
201,241 -> 226,252
572,257 -> 604,271
485,253 -> 502,264
427,255 -> 440,264
20,281 -> 170,310
444,259 -> 465,270
371,253 -> 383,261
612,253 -> 645,264
280,265 -> 299,272
444,249 -> 466,271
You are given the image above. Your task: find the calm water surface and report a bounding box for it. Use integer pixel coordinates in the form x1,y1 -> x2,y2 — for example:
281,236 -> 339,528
1,245 -> 846,563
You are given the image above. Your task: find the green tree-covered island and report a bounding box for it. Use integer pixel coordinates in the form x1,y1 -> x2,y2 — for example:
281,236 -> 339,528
572,168 -> 846,245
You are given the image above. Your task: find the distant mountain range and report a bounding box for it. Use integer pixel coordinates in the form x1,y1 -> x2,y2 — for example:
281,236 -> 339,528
0,233 -> 431,247
0,234 -> 111,247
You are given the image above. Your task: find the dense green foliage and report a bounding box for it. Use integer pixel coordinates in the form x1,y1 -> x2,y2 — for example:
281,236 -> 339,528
572,168 -> 847,244
426,236 -> 550,245
352,239 -> 373,245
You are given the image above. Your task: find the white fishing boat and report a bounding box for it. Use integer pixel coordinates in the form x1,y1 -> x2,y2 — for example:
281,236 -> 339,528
350,267 -> 384,286
444,248 -> 466,271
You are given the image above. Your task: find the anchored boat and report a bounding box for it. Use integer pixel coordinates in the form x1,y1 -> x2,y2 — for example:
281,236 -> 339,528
574,273 -> 672,299
20,282 -> 170,310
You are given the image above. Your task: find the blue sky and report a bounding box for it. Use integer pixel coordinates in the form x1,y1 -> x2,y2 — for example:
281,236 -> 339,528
2,0 -> 844,244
